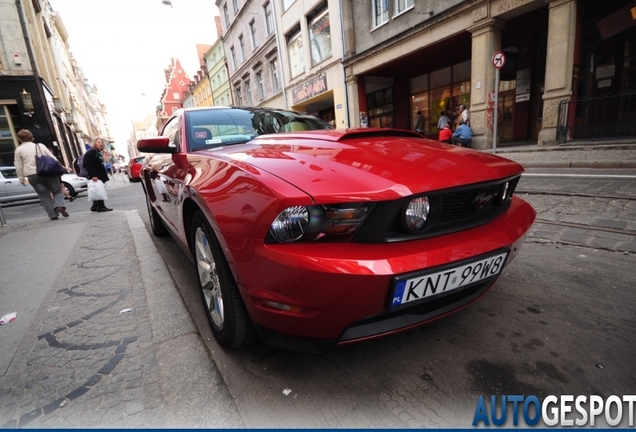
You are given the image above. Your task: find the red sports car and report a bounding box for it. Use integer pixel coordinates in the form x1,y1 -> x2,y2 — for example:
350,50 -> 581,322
128,156 -> 145,181
137,107 -> 536,354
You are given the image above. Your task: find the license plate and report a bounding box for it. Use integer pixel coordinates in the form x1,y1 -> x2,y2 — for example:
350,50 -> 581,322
390,251 -> 508,308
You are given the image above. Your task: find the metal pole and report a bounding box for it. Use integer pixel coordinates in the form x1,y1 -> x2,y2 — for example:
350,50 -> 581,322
0,203 -> 7,226
493,67 -> 500,154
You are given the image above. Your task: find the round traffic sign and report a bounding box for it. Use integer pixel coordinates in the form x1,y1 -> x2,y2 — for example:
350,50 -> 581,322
492,51 -> 506,69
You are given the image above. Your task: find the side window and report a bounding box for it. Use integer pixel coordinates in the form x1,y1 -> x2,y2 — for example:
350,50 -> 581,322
1,168 -> 18,179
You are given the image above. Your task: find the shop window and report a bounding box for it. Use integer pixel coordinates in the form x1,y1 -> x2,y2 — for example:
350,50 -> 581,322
410,73 -> 428,93
368,87 -> 393,128
308,3 -> 331,67
430,67 -> 451,88
410,92 -> 429,134
429,87 -> 453,132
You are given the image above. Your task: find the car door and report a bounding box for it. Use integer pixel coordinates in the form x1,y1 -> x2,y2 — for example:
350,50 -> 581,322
149,116 -> 183,233
0,167 -> 36,202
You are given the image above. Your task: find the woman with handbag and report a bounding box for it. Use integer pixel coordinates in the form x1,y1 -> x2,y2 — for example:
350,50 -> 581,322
14,129 -> 69,220
83,137 -> 113,212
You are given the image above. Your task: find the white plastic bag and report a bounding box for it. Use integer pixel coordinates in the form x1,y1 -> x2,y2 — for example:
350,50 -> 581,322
87,180 -> 108,201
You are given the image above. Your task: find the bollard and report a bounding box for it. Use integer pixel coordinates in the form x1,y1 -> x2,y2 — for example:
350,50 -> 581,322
0,202 -> 6,226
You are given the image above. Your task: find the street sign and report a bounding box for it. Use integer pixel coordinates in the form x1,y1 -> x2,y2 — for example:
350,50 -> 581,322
492,51 -> 506,69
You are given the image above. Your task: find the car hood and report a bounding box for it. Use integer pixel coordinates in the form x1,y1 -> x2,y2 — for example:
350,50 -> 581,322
221,130 -> 524,202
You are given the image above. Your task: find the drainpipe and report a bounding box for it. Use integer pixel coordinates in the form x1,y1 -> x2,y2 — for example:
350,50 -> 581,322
15,0 -> 39,75
337,0 -> 350,127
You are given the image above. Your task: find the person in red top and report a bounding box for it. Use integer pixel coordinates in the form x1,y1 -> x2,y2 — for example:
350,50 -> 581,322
438,123 -> 453,144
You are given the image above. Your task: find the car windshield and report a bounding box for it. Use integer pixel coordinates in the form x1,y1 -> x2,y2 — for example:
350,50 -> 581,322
186,107 -> 333,151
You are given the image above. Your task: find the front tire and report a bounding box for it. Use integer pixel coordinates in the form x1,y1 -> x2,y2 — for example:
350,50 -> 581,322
191,211 -> 254,348
146,195 -> 168,237
63,182 -> 76,197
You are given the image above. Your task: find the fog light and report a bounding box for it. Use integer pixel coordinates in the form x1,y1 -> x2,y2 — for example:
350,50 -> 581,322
405,196 -> 430,232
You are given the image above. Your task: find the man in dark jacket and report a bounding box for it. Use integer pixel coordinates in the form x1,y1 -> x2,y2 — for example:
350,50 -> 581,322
83,137 -> 113,212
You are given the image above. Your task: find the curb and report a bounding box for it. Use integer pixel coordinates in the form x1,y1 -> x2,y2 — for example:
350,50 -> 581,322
518,161 -> 636,169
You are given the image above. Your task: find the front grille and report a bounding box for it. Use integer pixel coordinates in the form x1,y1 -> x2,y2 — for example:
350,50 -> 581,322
339,279 -> 494,342
353,175 -> 520,243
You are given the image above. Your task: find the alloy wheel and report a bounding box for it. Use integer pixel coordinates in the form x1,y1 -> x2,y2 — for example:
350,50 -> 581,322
194,226 -> 224,329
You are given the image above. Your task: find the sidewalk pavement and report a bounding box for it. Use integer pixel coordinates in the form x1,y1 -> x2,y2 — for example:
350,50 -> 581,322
0,144 -> 633,427
0,210 -> 242,428
490,140 -> 636,169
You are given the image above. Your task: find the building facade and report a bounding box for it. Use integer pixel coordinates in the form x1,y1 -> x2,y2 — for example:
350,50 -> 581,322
206,16 -> 234,107
156,58 -> 193,129
215,0 -> 285,108
341,0 -> 636,148
0,0 -> 111,167
276,0 -> 347,127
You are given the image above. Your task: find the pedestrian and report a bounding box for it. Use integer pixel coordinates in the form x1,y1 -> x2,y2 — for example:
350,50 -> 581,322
437,111 -> 451,130
438,123 -> 453,144
83,137 -> 113,212
414,111 -> 425,134
456,104 -> 470,128
451,121 -> 473,147
14,129 -> 69,220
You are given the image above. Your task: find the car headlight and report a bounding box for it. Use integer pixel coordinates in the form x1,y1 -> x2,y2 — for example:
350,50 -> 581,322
268,204 -> 370,243
404,196 -> 430,232
269,206 -> 309,243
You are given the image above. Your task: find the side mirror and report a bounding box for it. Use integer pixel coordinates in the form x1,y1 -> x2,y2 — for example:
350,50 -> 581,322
137,137 -> 177,154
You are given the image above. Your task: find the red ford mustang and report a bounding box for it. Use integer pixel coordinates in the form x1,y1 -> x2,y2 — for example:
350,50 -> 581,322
137,107 -> 536,354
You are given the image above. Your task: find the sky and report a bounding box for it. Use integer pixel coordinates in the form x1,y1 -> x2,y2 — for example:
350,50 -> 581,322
48,0 -> 220,158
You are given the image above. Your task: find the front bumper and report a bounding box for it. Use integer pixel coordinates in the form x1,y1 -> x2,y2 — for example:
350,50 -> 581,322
226,196 -> 535,354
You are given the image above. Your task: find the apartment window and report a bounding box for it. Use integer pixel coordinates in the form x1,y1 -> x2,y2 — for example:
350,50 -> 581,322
172,107 -> 178,114
256,71 -> 264,99
308,4 -> 331,67
264,1 -> 274,35
223,4 -> 230,27
232,0 -> 239,14
282,0 -> 295,11
372,0 -> 389,28
235,86 -> 243,105
286,26 -> 305,78
239,35 -> 245,61
395,0 -> 414,15
270,58 -> 280,90
249,20 -> 258,49
230,46 -> 237,70
244,79 -> 253,105
173,92 -> 181,100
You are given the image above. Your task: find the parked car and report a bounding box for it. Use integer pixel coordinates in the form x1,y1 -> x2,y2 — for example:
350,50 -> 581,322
0,166 -> 88,203
127,156 -> 144,181
136,106 -> 536,354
